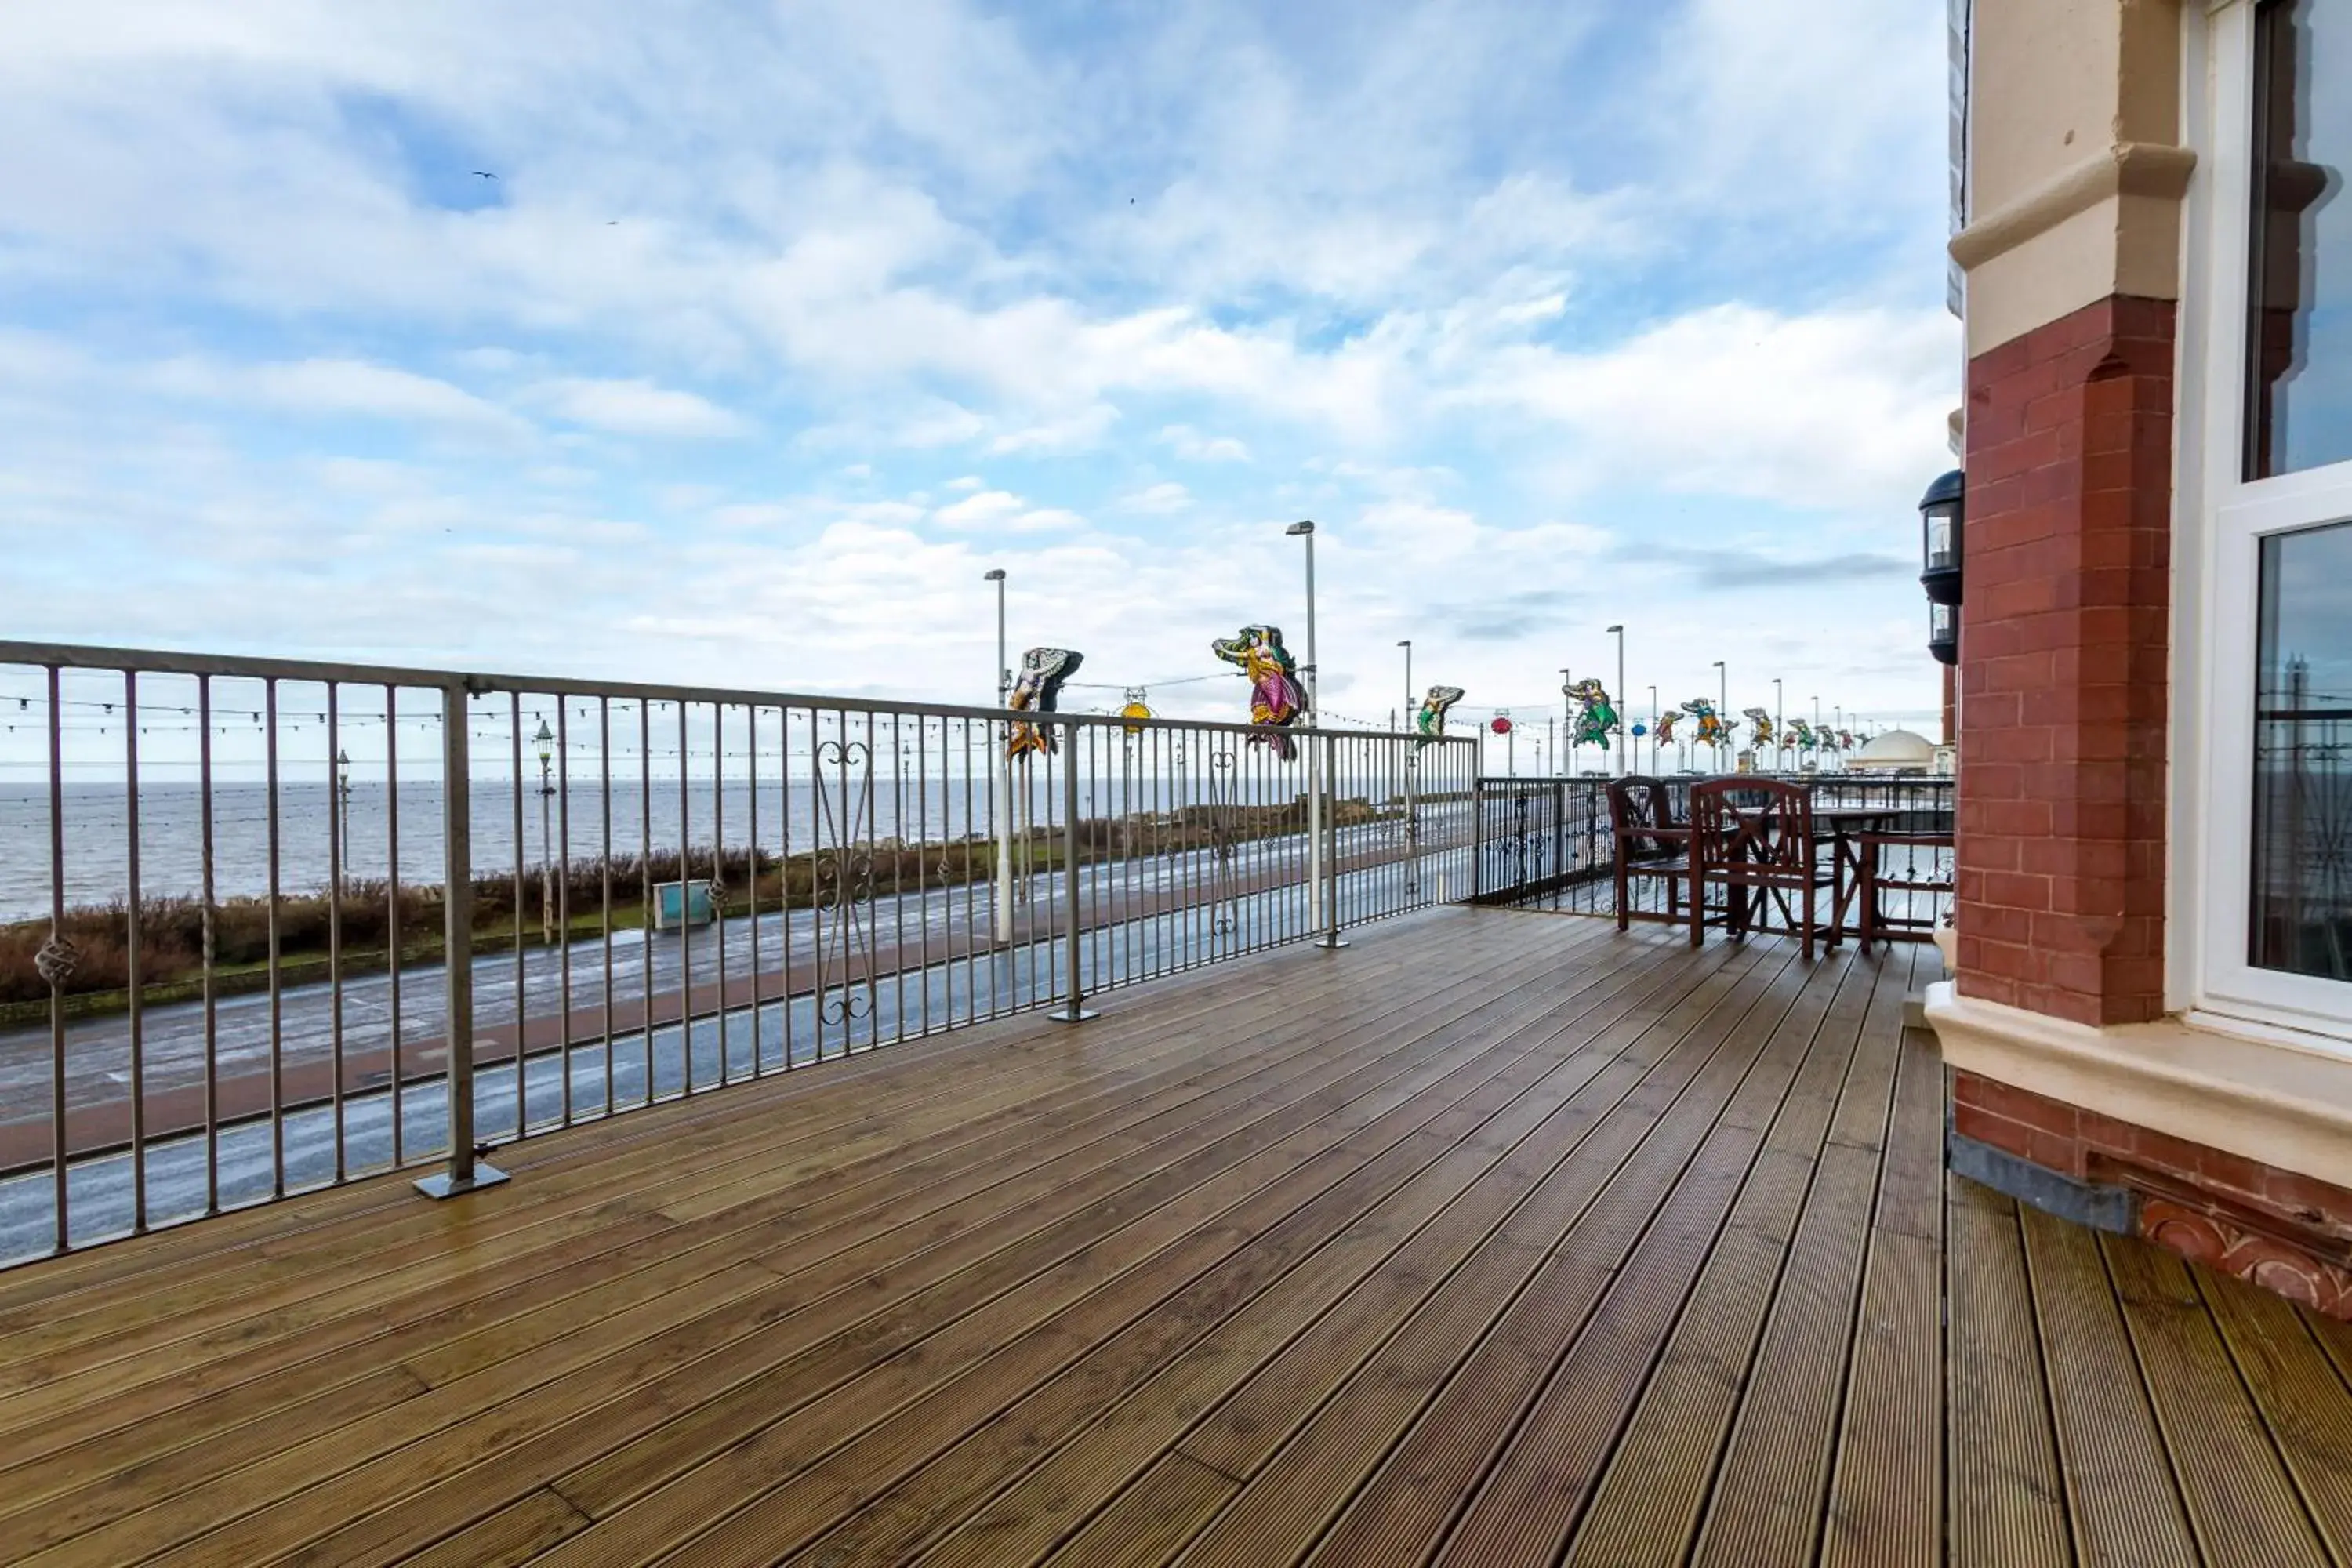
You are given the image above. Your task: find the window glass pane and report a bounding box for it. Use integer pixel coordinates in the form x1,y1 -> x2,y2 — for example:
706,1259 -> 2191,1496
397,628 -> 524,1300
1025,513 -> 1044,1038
2251,518 -> 2352,979
2248,0 -> 2352,479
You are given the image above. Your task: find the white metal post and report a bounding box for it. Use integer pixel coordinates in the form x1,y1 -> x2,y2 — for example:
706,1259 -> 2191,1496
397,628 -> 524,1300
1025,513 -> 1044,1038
1288,522 -> 1324,931
987,570 -> 1014,942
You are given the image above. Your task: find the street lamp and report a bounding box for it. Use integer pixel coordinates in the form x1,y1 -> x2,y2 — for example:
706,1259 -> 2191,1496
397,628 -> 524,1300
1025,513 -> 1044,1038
1646,684 -> 1659,775
1606,625 -> 1624,757
1285,521 -> 1338,945
983,568 -> 1014,938
1711,660 -> 1726,763
533,717 -> 555,942
1772,677 -> 1784,773
1399,639 -> 1417,891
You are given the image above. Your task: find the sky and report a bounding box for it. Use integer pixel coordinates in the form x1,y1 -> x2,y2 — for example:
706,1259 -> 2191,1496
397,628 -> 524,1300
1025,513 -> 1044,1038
0,0 -> 1962,738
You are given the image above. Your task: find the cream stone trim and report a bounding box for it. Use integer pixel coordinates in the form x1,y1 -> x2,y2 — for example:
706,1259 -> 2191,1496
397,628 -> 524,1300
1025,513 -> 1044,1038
1926,981 -> 2352,1192
1949,141 -> 2198,272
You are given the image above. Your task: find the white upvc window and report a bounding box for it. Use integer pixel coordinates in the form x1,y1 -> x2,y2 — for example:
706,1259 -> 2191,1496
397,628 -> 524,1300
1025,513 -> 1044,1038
2183,0 -> 2352,1044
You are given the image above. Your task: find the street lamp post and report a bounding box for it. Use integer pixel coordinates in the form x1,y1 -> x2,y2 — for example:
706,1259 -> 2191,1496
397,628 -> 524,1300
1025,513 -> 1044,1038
1606,625 -> 1624,760
1399,639 -> 1417,892
984,568 -> 1014,942
533,719 -> 555,943
1646,684 -> 1659,775
1711,660 -> 1726,765
1285,521 -> 1338,945
1773,677 -> 1784,774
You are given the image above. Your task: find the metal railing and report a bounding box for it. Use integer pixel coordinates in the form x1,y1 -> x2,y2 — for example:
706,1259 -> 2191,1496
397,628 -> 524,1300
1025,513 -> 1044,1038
0,641 -> 1472,1263
1470,772 -> 1955,935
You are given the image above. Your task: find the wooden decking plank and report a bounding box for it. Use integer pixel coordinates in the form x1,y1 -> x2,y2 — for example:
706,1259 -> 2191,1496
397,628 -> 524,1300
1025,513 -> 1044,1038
0,931 -> 1581,1495
0,920 -> 1505,1370
1941,1179 -> 2072,1568
2103,1235 -> 2330,1568
397,1487 -> 593,1568
1173,937 -> 1809,1495
468,930 -> 1725,1568
2020,1202 -> 2198,1568
4,931 -> 1562,1533
2200,1267 -> 2352,1559
12,906 -> 2352,1568
731,1019 -> 1645,1568
1418,946 -> 1897,1568
1167,946 -> 1853,1568
0,913 -> 1405,1317
122,922 -> 1671,1567
0,912 -> 1522,1331
1033,1453 -> 1237,1568
912,938 -> 1787,1568
774,940 -> 1779,1568
13,936 -> 1570,1563
1820,975 -> 1944,1568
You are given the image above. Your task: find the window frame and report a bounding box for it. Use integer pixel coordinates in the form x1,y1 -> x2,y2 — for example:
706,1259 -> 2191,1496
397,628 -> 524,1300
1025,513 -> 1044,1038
2181,0 -> 2352,1044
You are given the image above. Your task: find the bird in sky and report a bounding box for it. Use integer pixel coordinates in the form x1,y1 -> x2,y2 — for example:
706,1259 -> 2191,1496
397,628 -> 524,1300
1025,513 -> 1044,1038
472,170 -> 497,180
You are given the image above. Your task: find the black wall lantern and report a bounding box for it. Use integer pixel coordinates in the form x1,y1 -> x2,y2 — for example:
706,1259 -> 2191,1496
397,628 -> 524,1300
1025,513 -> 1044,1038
1919,468 -> 1963,665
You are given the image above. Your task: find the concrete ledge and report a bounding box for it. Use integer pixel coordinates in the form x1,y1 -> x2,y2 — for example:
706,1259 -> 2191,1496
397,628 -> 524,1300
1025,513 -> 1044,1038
1925,980 -> 2352,1194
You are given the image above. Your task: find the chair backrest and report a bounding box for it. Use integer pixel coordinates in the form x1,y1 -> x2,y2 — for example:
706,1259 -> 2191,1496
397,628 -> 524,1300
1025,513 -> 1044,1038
1606,775 -> 1682,858
1690,776 -> 1813,872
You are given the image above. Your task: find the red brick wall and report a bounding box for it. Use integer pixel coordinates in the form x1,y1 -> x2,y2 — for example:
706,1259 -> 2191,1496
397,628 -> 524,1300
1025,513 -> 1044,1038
1955,295 -> 2175,1026
1954,1072 -> 2352,1318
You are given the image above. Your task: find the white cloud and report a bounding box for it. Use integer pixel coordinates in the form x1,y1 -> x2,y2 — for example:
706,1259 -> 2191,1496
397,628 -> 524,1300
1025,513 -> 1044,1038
149,355 -> 528,437
528,377 -> 751,439
1157,424 -> 1250,463
1457,303 -> 1958,512
1118,481 -> 1192,515
933,488 -> 1087,534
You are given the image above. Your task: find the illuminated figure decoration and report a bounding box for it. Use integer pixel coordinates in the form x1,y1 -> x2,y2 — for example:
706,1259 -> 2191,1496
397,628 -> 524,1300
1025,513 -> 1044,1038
1414,685 -> 1465,751
1211,625 -> 1308,760
1742,706 -> 1777,753
1653,708 -> 1679,746
1680,698 -> 1727,751
1006,646 -> 1083,758
1789,717 -> 1817,751
1565,678 -> 1619,750
1838,728 -> 1857,751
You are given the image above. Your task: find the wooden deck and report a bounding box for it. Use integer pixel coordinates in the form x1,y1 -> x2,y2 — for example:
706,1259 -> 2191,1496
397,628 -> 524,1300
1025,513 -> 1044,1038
3,906 -> 2350,1566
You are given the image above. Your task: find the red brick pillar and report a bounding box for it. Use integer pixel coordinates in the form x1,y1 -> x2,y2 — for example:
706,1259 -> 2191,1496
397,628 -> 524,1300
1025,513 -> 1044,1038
1955,296 -> 2174,1027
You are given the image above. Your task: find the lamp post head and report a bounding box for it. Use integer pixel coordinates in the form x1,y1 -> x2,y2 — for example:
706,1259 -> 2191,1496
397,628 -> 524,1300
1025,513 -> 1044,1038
532,718 -> 554,766
982,568 -> 1006,583
1284,520 -> 1314,537
1606,623 -> 1623,634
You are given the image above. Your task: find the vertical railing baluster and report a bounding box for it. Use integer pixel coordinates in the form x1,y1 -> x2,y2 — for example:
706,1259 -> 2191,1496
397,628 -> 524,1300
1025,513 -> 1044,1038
780,704 -> 797,1069
677,699 -> 691,1092
639,699 -> 653,1103
326,683 -> 344,1184
265,678 -> 285,1200
747,704 -> 763,1076
386,684 -> 403,1170
125,671 -> 147,1231
600,696 -> 615,1116
713,702 -> 728,1087
1056,715 -> 1093,1023
510,694 -> 526,1134
418,682 -> 503,1197
199,675 -> 220,1210
557,699 -> 572,1126
43,666 -> 67,1253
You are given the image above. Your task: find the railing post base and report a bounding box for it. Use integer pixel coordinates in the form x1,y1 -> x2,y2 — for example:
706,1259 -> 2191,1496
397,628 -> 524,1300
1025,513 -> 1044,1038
415,1163 -> 509,1200
1050,1007 -> 1098,1025
1313,934 -> 1350,950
